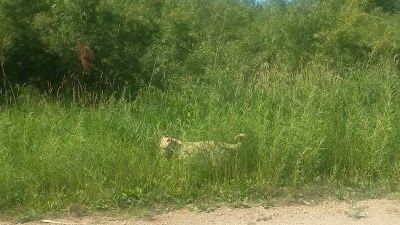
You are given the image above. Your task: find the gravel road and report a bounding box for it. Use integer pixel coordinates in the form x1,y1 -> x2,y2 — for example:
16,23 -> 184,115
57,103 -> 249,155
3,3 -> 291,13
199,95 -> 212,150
2,199 -> 400,225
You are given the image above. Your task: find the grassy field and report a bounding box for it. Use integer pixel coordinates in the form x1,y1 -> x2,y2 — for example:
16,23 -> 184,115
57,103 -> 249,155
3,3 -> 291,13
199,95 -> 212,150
1,61 -> 400,214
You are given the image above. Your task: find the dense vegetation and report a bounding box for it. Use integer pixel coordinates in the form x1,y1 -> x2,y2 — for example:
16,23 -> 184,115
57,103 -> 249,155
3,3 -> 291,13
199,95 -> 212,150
1,0 -> 400,214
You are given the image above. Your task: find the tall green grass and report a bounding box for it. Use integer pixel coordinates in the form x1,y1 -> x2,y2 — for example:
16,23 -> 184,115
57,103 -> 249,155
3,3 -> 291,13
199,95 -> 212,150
1,61 -> 400,212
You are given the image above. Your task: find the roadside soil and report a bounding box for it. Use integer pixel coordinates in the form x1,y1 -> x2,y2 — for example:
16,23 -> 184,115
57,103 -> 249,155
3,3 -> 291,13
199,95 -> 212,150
2,199 -> 400,225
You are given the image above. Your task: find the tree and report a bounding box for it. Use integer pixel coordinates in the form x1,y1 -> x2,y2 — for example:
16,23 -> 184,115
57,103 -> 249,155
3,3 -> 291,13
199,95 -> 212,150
0,1 -> 14,99
33,0 -> 161,94
1,0 -> 60,89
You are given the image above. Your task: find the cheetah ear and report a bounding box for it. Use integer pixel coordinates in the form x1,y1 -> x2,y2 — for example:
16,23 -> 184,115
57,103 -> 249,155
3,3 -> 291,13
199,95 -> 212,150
167,137 -> 172,142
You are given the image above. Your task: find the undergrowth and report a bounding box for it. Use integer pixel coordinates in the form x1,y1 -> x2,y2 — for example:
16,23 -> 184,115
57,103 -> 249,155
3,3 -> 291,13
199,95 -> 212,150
1,61 -> 400,213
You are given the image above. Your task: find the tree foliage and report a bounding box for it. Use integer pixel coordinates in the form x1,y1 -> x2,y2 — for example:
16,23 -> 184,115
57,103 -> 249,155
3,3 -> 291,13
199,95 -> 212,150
0,0 -> 399,99
372,0 -> 400,13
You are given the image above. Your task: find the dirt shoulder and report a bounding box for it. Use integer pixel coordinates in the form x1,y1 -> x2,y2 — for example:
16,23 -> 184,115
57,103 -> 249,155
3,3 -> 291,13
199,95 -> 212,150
2,199 -> 400,225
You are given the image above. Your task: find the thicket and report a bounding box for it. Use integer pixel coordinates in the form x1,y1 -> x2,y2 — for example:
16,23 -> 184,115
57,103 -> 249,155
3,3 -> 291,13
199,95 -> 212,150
1,0 -> 400,214
0,0 -> 399,101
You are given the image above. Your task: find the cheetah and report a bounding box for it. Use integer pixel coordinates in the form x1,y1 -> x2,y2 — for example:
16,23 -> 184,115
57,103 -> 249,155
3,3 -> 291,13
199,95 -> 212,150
159,133 -> 245,162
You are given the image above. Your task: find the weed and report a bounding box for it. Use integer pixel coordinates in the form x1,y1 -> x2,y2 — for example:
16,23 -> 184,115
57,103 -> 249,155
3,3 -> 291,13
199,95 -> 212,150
1,61 -> 400,212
